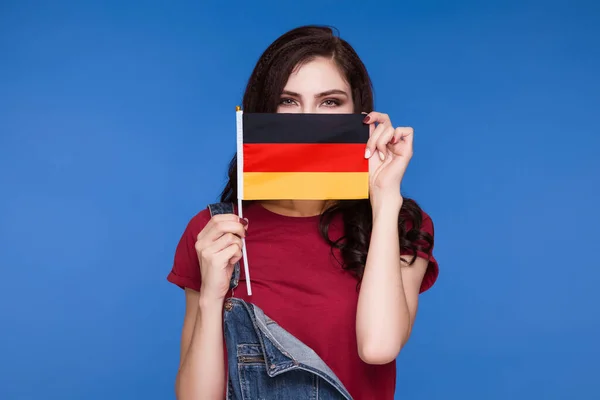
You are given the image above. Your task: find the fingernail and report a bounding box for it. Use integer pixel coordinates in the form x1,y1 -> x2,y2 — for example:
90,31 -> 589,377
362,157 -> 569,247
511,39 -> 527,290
364,148 -> 371,158
379,151 -> 385,161
390,136 -> 397,144
239,217 -> 248,226
362,115 -> 370,123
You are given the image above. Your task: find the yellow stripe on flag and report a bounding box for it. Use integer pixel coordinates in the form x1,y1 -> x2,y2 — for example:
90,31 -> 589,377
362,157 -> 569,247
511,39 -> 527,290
242,172 -> 369,200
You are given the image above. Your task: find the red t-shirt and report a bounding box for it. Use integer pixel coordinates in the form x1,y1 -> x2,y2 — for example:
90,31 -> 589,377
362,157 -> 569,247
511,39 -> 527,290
167,201 -> 438,400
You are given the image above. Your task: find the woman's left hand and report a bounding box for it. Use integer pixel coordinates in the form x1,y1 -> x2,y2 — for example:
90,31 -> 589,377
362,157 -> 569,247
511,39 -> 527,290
363,111 -> 414,212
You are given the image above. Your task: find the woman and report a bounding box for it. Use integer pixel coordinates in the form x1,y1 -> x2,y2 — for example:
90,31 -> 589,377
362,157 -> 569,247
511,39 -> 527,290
167,25 -> 438,400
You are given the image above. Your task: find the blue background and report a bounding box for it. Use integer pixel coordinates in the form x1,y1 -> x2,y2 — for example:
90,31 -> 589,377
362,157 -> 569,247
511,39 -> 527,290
1,1 -> 599,399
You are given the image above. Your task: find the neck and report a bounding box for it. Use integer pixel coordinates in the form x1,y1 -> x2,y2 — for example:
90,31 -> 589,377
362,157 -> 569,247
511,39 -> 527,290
259,200 -> 333,217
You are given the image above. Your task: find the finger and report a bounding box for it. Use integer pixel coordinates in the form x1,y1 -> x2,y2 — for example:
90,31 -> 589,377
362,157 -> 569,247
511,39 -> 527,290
218,243 -> 243,266
363,111 -> 392,159
199,219 -> 248,242
228,247 -> 244,266
211,214 -> 248,227
211,213 -> 243,223
365,122 -> 387,159
362,112 -> 375,138
214,220 -> 248,237
197,213 -> 244,241
363,111 -> 391,126
401,127 -> 415,146
210,214 -> 249,233
375,126 -> 396,161
214,244 -> 242,265
391,127 -> 414,155
207,232 -> 243,254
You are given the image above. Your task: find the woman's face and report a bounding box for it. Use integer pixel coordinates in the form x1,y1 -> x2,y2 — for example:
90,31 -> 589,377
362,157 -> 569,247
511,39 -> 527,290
277,57 -> 354,114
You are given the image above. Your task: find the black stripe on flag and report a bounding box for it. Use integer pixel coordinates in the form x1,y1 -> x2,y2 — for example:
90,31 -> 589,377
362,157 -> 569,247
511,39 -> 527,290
242,113 -> 369,144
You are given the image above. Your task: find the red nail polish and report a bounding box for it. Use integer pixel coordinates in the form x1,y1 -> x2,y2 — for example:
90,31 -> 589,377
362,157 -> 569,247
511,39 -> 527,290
390,136 -> 397,144
239,217 -> 248,226
362,115 -> 370,123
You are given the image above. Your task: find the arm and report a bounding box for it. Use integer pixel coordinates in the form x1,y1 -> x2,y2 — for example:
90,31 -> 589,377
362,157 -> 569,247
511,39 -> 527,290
174,213 -> 246,399
175,289 -> 225,400
359,111 -> 430,364
355,201 -> 429,365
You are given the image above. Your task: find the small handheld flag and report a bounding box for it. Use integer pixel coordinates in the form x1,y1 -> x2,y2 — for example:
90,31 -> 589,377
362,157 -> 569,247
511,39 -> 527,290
236,111 -> 370,200
234,108 -> 369,296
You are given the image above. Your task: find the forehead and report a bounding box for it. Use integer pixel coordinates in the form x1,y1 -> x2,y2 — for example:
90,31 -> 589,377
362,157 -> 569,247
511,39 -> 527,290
284,57 -> 349,93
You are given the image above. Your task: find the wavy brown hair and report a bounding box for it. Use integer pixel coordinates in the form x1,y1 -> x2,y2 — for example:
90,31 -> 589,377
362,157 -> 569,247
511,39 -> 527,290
219,25 -> 432,283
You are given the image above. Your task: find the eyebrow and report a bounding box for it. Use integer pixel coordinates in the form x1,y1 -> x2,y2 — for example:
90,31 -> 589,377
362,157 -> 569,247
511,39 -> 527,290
281,89 -> 349,98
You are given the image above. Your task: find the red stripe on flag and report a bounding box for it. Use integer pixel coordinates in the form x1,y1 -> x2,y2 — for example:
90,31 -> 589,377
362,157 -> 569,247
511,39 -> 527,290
243,143 -> 368,173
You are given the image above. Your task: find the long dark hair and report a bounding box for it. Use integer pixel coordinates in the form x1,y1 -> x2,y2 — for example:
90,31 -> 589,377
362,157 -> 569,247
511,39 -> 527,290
220,25 -> 432,282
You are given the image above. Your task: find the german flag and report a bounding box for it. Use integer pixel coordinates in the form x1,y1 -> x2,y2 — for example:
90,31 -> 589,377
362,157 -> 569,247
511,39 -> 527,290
236,111 -> 369,200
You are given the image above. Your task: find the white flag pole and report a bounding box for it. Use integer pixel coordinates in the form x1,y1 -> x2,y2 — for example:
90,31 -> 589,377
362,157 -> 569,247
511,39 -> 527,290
236,106 -> 252,296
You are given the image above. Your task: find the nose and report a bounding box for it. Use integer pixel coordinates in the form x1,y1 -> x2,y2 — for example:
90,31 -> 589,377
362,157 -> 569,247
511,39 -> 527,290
300,104 -> 318,114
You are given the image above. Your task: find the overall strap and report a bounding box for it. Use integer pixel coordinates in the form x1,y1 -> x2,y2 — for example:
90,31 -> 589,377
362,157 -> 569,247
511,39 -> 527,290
207,202 -> 240,293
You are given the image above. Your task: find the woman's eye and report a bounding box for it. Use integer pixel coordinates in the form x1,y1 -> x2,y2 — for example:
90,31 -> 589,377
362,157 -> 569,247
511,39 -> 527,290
322,99 -> 340,107
279,98 -> 296,106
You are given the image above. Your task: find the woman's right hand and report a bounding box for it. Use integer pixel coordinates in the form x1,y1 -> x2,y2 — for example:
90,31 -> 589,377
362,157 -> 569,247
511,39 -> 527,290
195,214 -> 248,302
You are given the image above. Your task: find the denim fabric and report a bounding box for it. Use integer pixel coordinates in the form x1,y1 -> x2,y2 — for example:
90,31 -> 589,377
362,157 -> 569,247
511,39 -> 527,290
208,203 -> 353,400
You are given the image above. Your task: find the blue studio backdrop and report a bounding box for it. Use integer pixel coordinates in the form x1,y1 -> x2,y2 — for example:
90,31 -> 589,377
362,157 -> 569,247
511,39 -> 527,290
1,1 -> 599,399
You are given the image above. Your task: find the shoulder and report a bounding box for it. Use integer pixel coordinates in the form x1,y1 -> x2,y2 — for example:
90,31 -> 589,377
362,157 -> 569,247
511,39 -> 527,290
183,207 -> 213,236
166,207 -> 212,291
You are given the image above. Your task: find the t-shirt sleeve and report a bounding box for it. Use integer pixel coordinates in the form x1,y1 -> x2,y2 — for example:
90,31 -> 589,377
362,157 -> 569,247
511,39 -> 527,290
400,211 -> 439,293
166,209 -> 212,291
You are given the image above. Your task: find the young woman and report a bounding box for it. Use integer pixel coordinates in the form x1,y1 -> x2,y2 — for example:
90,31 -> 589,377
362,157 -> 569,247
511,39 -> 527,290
167,25 -> 439,400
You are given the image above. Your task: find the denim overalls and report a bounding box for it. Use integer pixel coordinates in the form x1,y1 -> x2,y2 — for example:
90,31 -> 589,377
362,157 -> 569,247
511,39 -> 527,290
208,203 -> 354,400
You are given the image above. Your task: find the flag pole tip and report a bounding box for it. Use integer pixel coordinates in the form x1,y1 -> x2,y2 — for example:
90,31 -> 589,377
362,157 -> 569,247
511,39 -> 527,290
235,105 -> 241,111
